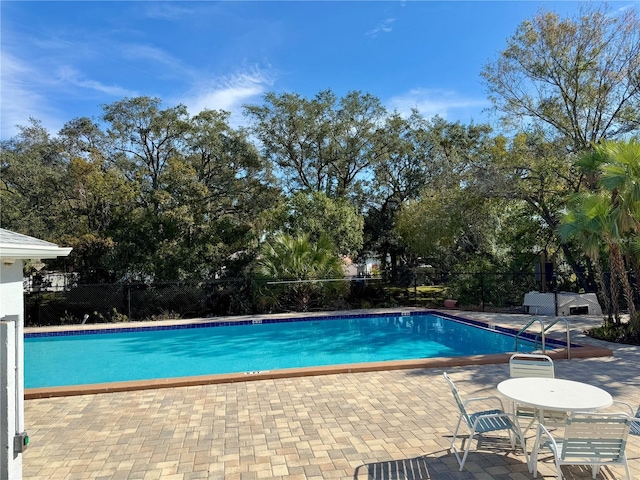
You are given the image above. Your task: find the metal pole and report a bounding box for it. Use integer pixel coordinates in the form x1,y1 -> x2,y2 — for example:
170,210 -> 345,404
480,272 -> 485,312
554,271 -> 558,316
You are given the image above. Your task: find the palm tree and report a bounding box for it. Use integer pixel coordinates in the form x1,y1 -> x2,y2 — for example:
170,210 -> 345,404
256,233 -> 347,312
597,140 -> 640,334
563,140 -> 640,337
559,192 -> 616,323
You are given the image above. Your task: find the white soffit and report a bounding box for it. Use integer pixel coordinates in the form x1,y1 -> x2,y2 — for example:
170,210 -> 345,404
0,228 -> 72,260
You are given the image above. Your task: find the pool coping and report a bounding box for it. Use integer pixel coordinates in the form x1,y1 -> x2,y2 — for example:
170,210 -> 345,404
24,309 -> 614,399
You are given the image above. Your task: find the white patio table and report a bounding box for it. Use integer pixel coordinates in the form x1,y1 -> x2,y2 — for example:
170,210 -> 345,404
497,377 -> 613,415
498,377 -> 613,472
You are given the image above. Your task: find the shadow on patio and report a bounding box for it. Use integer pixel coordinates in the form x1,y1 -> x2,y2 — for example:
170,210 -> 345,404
353,455 -> 433,480
352,445 -> 527,479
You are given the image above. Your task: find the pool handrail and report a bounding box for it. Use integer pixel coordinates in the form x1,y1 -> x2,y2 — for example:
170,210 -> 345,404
534,317 -> 571,360
515,317 -> 571,359
514,317 -> 545,352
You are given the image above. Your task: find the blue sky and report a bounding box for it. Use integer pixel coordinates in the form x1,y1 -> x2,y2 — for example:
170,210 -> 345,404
0,1 -> 629,139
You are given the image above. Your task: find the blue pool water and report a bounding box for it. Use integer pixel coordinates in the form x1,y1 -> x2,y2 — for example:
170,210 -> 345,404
25,312 -> 540,388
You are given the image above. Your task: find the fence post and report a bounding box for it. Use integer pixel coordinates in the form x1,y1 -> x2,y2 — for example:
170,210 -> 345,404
127,284 -> 132,320
480,272 -> 485,312
553,271 -> 558,316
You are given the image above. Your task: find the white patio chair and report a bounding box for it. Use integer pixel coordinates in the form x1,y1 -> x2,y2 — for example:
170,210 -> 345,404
443,372 -> 528,471
531,412 -> 632,480
509,353 -> 566,431
610,400 -> 640,437
509,353 -> 555,379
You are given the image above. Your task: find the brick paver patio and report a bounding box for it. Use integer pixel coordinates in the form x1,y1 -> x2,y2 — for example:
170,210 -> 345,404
23,312 -> 640,479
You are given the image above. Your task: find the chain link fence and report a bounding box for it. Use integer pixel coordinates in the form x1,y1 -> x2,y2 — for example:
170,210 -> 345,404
24,279 -> 253,326
23,270 -> 598,326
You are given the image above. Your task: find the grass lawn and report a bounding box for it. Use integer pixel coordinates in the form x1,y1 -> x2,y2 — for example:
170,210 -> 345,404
386,285 -> 448,308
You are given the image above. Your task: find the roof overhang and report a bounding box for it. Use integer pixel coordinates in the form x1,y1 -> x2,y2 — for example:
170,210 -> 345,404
0,245 -> 73,260
0,228 -> 72,262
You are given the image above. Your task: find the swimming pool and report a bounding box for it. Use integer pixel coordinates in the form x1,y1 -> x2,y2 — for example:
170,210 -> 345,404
25,311 -> 552,390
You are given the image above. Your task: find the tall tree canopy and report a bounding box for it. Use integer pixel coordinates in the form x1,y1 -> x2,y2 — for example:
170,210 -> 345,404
244,89 -> 387,206
4,0 -> 639,311
1,99 -> 279,282
392,119 -> 500,272
1,119 -> 70,241
480,4 -> 640,289
482,4 -> 640,151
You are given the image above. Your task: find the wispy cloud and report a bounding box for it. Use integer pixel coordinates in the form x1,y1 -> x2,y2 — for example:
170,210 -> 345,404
181,68 -> 275,127
366,17 -> 395,38
121,44 -> 197,79
143,3 -> 196,20
57,66 -> 138,97
388,88 -> 490,121
1,48 -> 137,138
0,53 -> 65,138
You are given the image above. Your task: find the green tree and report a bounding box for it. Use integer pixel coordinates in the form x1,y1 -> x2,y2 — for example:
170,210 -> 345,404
186,109 -> 279,226
482,4 -> 640,151
96,98 -> 278,281
2,102 -> 280,283
61,156 -> 139,282
397,188 -> 501,273
559,192 -> 617,322
597,141 -> 640,334
266,191 -> 364,257
473,126 -> 606,290
244,89 -> 386,205
58,117 -> 107,160
102,97 -> 191,200
561,140 -> 640,339
0,118 -> 70,241
481,5 -> 640,291
256,233 -> 348,312
371,112 -> 432,206
377,117 -> 496,276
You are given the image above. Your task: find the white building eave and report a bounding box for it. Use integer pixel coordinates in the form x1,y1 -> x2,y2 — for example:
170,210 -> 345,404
0,245 -> 73,260
0,228 -> 72,260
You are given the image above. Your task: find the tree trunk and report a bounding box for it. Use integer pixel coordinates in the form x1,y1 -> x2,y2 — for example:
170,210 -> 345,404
610,243 -> 637,327
608,249 -> 621,324
592,258 -> 613,324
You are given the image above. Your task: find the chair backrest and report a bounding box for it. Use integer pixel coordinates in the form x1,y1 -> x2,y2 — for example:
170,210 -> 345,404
632,406 -> 640,436
509,353 -> 555,379
443,372 -> 468,420
561,413 -> 631,462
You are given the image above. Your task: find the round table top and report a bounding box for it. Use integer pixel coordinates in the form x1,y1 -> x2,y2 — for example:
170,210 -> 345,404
497,377 -> 613,412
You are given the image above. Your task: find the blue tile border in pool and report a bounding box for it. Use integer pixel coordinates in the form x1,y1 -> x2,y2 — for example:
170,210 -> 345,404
24,310 -> 576,349
25,312 -> 396,338
430,310 -> 577,348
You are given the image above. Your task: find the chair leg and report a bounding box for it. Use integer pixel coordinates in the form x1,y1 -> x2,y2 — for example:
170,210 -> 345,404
555,457 -> 563,480
450,415 -> 465,468
507,428 -> 515,449
517,408 -> 537,437
623,454 -> 631,480
450,415 -> 463,449
459,426 -> 475,471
